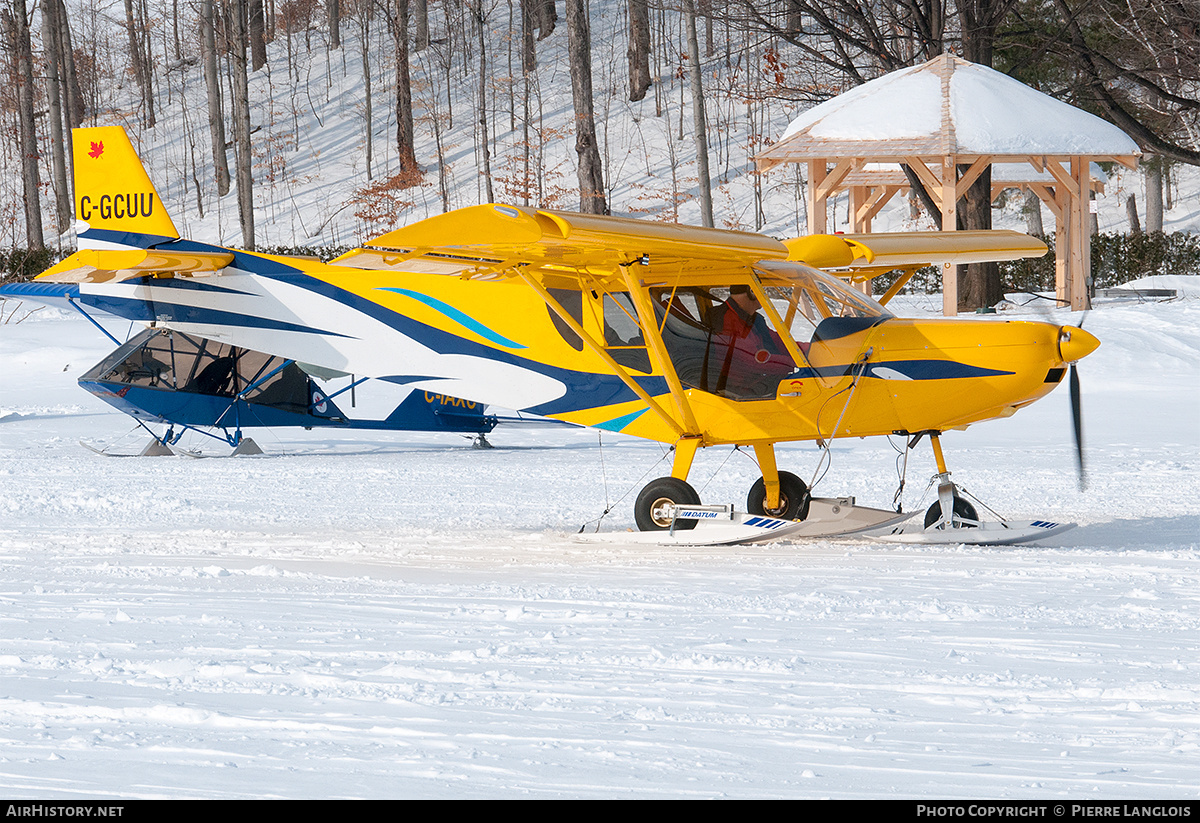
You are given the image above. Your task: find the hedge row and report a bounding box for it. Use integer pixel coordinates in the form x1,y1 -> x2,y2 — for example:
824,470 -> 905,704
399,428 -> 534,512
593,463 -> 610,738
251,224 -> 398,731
0,248 -> 57,282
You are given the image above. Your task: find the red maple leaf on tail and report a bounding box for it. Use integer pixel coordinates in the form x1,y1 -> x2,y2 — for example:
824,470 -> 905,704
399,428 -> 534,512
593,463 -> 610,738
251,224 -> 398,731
88,141 -> 104,159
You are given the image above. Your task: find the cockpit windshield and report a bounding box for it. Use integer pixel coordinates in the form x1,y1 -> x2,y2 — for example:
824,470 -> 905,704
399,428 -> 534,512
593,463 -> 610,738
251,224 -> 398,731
638,262 -> 890,402
754,260 -> 892,331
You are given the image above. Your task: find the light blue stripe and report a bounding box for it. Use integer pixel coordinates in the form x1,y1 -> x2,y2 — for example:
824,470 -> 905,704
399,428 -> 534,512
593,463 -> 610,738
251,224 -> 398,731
594,408 -> 647,432
377,287 -> 526,349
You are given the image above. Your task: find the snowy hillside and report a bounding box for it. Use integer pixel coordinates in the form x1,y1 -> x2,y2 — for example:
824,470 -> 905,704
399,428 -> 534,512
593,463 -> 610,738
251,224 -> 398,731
7,1 -> 1198,256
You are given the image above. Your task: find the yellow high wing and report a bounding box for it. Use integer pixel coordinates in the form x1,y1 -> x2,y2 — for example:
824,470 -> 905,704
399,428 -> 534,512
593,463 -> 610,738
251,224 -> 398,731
333,203 -> 789,277
785,230 -> 1048,305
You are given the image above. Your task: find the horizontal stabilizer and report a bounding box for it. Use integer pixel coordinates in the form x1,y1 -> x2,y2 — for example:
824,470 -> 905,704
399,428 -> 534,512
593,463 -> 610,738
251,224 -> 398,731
0,280 -> 79,310
36,248 -> 234,284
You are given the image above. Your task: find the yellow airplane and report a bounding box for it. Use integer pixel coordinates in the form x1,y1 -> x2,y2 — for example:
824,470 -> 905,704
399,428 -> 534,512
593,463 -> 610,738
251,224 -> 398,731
38,126 -> 1098,543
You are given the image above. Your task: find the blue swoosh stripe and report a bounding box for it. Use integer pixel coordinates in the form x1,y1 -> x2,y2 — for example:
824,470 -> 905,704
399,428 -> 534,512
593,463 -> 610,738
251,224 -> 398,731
79,228 -> 179,248
116,277 -> 254,296
376,287 -> 527,350
79,293 -> 349,337
271,273 -> 668,415
787,361 -> 1013,380
861,360 -> 1014,380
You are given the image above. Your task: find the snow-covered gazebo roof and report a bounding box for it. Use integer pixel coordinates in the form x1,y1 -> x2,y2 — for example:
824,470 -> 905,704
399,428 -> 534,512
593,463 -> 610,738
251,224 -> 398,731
754,53 -> 1141,315
759,53 -> 1140,165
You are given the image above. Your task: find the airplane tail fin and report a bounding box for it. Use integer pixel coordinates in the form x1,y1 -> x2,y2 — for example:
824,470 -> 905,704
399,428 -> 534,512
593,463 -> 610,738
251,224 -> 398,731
72,126 -> 179,250
387,390 -> 493,433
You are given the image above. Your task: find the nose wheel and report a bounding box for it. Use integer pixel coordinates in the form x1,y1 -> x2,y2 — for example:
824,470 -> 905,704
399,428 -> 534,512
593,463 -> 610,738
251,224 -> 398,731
895,431 -> 983,531
924,492 -> 978,529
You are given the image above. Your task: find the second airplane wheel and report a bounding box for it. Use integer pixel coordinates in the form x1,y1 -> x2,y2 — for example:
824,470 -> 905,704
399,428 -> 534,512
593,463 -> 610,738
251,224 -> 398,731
634,477 -> 701,531
747,471 -> 811,521
923,495 -> 979,529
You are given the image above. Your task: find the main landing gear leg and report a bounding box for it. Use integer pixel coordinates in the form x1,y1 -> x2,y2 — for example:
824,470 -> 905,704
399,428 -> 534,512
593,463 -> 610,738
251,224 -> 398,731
924,433 -> 978,530
747,443 -> 811,521
633,437 -> 703,532
632,439 -> 813,531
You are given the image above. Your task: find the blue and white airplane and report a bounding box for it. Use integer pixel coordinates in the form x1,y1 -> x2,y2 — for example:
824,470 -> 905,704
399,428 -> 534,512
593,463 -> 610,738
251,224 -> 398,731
1,279 -> 501,453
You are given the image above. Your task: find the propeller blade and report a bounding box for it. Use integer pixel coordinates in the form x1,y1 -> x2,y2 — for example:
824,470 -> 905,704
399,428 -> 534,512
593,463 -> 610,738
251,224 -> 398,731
1069,362 -> 1086,490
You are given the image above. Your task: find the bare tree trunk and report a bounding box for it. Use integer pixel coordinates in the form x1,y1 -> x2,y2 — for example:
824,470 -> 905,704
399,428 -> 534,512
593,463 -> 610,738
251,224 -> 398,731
394,0 -> 417,174
49,0 -> 83,199
201,0 -> 231,197
683,0 -> 712,227
123,0 -> 155,127
956,166 -> 1001,310
784,0 -> 802,32
564,0 -> 606,214
902,164 -> 942,229
518,0 -> 536,204
230,0 -> 256,247
534,0 -> 556,40
172,0 -> 181,59
361,11 -> 373,179
5,0 -> 42,249
474,1 -> 494,202
1125,194 -> 1140,235
51,0 -> 84,128
250,0 -> 268,69
954,0 -> 1012,311
1145,157 -> 1164,232
1023,189 -> 1043,236
519,0 -> 536,73
42,0 -> 72,234
628,0 -> 650,101
413,0 -> 428,51
329,0 -> 340,48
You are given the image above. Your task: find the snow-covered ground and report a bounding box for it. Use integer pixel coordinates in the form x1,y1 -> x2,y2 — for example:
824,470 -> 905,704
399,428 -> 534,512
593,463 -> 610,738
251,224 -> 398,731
1,281 -> 1198,798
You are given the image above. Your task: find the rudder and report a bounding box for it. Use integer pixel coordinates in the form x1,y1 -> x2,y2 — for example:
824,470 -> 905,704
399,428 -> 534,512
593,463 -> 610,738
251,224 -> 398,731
72,126 -> 178,250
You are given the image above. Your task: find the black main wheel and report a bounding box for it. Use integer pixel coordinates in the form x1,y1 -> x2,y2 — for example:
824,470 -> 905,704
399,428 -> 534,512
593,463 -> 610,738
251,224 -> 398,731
923,495 -> 979,529
747,471 -> 811,521
634,477 -> 701,531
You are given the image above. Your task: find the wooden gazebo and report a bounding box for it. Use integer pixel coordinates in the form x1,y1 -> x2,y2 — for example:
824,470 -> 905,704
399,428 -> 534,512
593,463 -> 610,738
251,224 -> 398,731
756,54 -> 1140,315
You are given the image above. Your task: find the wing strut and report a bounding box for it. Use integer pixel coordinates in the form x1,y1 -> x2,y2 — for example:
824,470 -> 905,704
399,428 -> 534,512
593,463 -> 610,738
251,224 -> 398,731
513,268 -> 687,440
748,267 -> 812,372
618,263 -> 701,436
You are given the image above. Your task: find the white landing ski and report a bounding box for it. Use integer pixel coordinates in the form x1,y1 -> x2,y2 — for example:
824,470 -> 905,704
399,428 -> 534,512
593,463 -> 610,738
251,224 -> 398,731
576,498 -> 914,547
869,518 -> 1075,545
80,438 -> 174,457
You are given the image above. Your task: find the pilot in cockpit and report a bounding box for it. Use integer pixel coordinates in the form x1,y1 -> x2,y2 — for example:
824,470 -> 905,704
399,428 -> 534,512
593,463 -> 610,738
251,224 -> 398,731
707,285 -> 793,398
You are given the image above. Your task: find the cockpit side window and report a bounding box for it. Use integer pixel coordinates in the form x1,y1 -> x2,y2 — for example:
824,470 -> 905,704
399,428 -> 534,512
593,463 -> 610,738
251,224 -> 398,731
602,292 -> 652,373
650,286 -> 800,401
545,287 -> 584,351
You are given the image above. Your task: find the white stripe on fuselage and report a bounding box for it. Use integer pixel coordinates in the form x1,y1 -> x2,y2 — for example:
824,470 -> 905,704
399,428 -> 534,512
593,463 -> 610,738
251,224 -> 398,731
84,273 -> 567,410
